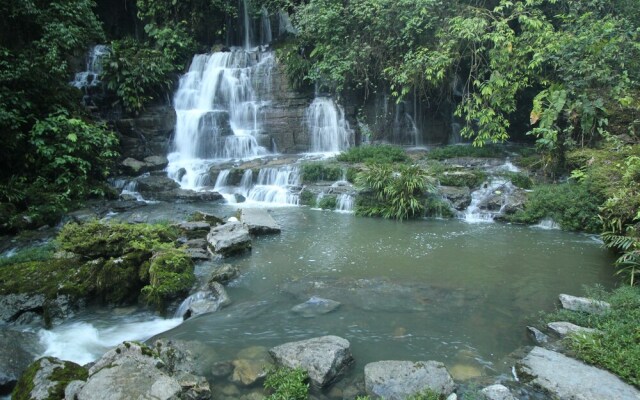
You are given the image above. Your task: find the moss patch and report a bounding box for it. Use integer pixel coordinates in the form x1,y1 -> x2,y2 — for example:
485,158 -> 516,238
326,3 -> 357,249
12,357 -> 87,400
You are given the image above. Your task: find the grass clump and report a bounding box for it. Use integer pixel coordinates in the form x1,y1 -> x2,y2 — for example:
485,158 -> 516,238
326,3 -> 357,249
337,145 -> 408,164
263,367 -> 309,400
301,163 -> 343,183
542,286 -> 640,387
504,182 -> 603,232
424,196 -> 456,218
426,144 -> 506,160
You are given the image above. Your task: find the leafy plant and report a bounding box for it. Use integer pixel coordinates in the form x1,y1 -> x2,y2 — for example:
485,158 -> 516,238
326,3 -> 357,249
263,367 -> 309,400
337,145 -> 408,164
301,163 -> 343,183
356,164 -> 434,220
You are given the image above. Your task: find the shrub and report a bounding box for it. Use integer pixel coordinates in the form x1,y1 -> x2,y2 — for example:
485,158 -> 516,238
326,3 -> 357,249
264,367 -> 309,400
337,145 -> 408,164
424,195 -> 455,218
298,189 -> 316,206
318,195 -> 337,210
505,183 -> 603,232
501,172 -> 533,189
426,145 -> 506,160
437,170 -> 486,188
356,164 -> 434,220
301,163 -> 343,183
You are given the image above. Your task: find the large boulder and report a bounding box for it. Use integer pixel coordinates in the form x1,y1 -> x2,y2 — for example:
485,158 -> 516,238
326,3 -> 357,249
0,293 -> 75,327
11,357 -> 87,400
517,347 -> 640,400
135,175 -> 180,193
240,208 -> 281,234
207,222 -> 252,256
0,330 -> 44,394
269,335 -> 354,387
364,360 -> 455,400
176,221 -> 211,239
559,294 -> 610,315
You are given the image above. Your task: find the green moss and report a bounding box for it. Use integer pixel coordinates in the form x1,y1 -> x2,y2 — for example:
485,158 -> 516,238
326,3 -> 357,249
298,189 -> 316,206
264,367 -> 309,400
12,358 -> 87,400
141,248 -> 195,308
317,195 -> 337,210
0,243 -> 56,268
337,145 -> 408,164
437,170 -> 486,188
300,163 -> 343,183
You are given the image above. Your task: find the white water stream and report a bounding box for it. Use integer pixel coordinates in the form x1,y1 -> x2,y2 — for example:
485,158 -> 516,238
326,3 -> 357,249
306,97 -> 353,153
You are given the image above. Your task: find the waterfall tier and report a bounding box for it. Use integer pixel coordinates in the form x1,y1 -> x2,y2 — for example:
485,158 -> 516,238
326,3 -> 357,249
306,97 -> 353,153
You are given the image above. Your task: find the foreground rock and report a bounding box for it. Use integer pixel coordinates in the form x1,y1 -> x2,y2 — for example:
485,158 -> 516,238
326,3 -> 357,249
517,347 -> 640,400
11,357 -> 87,399
208,264 -> 240,284
207,222 -> 252,256
269,335 -> 354,387
480,384 -> 516,400
0,330 -> 44,394
439,186 -> 472,210
240,208 -> 281,234
77,341 -> 211,400
559,294 -> 610,315
547,321 -> 600,338
0,293 -> 75,327
364,360 -> 455,400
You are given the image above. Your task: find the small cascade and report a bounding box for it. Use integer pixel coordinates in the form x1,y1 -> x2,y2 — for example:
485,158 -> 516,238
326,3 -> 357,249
71,44 -> 108,90
464,178 -> 515,223
534,218 -> 561,230
246,166 -> 301,205
336,194 -> 355,213
110,178 -> 147,202
306,97 -> 353,153
260,7 -> 273,45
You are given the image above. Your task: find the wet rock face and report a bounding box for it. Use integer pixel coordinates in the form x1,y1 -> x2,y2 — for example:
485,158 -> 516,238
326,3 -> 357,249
364,360 -> 455,400
11,357 -> 87,400
517,347 -> 640,400
116,105 -> 176,161
559,294 -> 610,315
269,335 -> 354,387
0,330 -> 44,395
207,222 -> 252,257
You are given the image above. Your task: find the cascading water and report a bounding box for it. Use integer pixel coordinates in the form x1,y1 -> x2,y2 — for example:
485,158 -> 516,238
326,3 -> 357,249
166,0 -> 276,190
212,166 -> 301,206
71,44 -> 108,90
305,97 -> 353,153
336,194 -> 355,213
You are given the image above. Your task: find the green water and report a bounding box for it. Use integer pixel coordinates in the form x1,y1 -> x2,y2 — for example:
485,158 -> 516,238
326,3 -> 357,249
148,204 -> 616,383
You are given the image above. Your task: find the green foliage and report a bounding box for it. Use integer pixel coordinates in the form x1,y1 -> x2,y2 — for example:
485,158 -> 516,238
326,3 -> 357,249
426,145 -> 506,160
30,112 -> 119,198
300,163 -> 343,183
542,286 -> 640,386
142,248 -> 195,307
437,170 -> 486,188
0,243 -> 55,268
298,189 -> 316,206
337,145 -> 408,164
356,164 -> 434,220
501,172 -> 533,189
317,195 -> 337,210
263,367 -> 309,400
424,195 -> 455,218
506,183 -> 603,232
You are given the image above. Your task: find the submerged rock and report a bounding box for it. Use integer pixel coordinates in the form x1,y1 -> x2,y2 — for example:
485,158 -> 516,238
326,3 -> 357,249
207,222 -> 252,256
231,346 -> 273,386
291,296 -> 341,317
208,264 -> 240,284
175,282 -> 231,320
364,360 -> 455,399
517,347 -> 640,400
240,208 -> 281,234
559,294 -> 610,315
269,335 -> 354,387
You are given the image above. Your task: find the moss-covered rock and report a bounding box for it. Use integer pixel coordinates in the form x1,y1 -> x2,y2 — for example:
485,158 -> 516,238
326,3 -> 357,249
141,249 -> 195,308
11,357 -> 87,400
437,170 -> 486,188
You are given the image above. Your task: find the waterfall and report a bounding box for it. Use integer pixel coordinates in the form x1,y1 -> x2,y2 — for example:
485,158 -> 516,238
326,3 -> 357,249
336,194 -> 355,213
166,50 -> 275,188
71,44 -> 108,90
246,166 -> 301,205
306,97 -> 353,153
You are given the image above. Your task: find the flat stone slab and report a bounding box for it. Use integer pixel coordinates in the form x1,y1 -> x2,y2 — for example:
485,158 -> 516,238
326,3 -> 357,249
547,321 -> 600,338
517,347 -> 640,400
559,294 -> 610,315
291,296 -> 341,317
240,208 -> 281,234
269,335 -> 353,387
364,360 -> 455,399
207,222 -> 251,256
